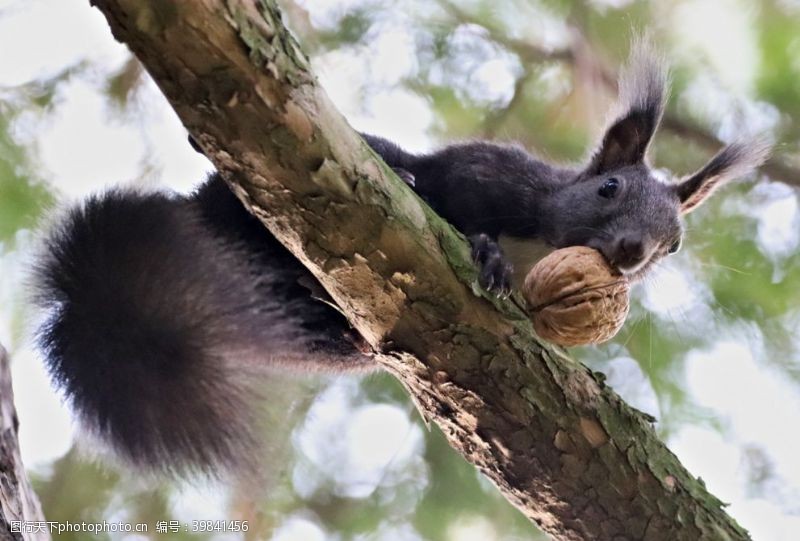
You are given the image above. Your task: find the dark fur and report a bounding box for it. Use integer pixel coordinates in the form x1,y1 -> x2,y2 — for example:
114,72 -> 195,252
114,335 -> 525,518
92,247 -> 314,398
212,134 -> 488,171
33,177 -> 368,475
33,41 -> 769,475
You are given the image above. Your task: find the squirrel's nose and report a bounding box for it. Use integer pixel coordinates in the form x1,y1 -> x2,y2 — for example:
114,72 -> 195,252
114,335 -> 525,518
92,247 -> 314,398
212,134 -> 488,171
611,234 -> 646,273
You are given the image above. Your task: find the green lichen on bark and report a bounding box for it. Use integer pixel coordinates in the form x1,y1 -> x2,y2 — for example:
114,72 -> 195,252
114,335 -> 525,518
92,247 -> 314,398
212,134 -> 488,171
228,0 -> 311,82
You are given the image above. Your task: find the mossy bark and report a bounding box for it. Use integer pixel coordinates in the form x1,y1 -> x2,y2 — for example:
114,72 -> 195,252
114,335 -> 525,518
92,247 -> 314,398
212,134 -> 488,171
88,1 -> 751,539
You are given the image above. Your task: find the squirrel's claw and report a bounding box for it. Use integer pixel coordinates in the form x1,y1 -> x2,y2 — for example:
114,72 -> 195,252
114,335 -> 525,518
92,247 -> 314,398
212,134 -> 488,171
470,233 -> 514,297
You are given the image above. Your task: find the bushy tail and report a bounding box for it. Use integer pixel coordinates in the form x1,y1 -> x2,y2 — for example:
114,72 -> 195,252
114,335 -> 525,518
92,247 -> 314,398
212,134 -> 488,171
32,189 -> 270,475
33,176 -> 372,475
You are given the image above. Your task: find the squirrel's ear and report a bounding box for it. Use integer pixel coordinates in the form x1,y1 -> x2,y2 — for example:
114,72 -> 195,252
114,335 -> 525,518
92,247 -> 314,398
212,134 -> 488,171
675,138 -> 772,213
587,38 -> 668,175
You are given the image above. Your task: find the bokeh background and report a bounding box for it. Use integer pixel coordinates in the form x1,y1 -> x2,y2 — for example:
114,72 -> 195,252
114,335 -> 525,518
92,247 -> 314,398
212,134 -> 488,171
1,0 -> 799,539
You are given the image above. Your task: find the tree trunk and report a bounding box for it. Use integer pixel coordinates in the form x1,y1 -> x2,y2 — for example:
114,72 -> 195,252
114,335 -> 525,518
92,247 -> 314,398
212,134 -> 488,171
0,345 -> 49,541
87,1 -> 750,539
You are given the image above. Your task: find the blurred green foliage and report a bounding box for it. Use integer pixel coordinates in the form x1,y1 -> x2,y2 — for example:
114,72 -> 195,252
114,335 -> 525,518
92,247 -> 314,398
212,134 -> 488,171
0,110 -> 52,244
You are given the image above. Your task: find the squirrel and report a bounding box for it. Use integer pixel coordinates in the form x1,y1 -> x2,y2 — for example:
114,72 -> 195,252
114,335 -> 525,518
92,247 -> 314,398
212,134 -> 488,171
32,41 -> 770,476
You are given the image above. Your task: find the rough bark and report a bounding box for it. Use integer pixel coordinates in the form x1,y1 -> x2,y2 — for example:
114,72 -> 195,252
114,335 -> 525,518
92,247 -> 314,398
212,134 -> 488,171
0,346 -> 49,541
87,1 -> 750,539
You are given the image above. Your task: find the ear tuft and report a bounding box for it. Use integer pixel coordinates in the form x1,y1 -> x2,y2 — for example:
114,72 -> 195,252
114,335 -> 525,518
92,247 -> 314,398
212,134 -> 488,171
587,35 -> 669,174
617,35 -> 670,128
676,136 -> 772,213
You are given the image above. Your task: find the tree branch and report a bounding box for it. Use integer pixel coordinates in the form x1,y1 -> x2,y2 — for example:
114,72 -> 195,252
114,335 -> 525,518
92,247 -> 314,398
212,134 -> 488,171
88,1 -> 751,539
0,345 -> 50,541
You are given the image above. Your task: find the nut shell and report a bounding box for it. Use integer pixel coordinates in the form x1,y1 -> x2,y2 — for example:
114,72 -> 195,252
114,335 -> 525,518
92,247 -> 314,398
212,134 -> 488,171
523,247 -> 630,347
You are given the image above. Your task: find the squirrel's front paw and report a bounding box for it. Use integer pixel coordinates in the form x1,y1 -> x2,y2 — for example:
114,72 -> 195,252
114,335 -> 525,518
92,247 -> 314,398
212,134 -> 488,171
470,234 -> 513,296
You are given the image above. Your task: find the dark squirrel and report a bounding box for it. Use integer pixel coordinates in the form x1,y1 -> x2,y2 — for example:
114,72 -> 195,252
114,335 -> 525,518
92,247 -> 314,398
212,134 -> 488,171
32,43 -> 769,475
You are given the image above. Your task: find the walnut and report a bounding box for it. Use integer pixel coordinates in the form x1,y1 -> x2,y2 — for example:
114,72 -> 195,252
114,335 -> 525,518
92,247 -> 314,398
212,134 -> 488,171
522,247 -> 630,347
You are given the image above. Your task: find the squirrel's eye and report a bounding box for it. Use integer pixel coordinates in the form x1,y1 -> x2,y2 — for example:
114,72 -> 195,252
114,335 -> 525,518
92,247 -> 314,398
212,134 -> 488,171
598,177 -> 619,199
668,239 -> 681,254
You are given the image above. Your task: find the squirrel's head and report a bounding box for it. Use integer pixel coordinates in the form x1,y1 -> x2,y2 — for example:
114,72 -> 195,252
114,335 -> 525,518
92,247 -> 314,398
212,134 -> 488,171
551,39 -> 771,280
